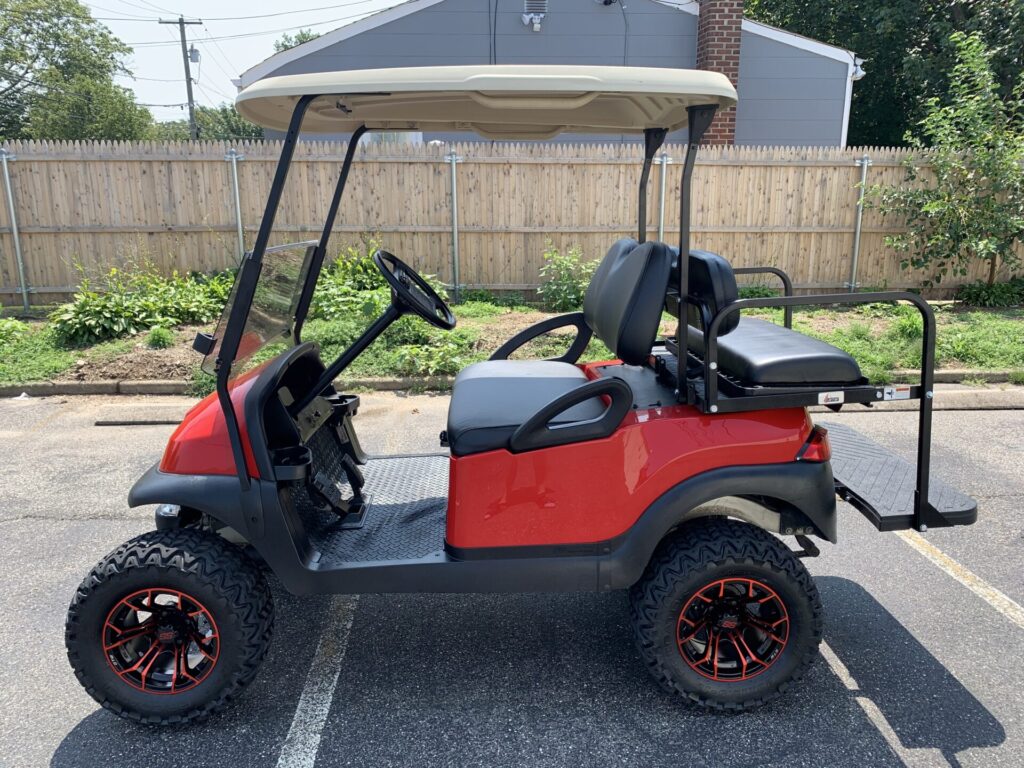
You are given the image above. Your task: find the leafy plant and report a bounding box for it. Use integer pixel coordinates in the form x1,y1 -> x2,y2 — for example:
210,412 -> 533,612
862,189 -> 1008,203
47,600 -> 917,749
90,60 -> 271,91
737,285 -> 779,299
0,318 -> 29,345
871,32 -> 1024,288
49,266 -> 233,346
956,279 -> 1023,307
392,338 -> 469,377
146,326 -> 174,349
537,241 -> 597,312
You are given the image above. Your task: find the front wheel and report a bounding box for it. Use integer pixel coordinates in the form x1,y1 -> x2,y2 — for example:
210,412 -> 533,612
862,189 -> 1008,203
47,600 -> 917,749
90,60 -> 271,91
629,517 -> 823,711
65,528 -> 274,726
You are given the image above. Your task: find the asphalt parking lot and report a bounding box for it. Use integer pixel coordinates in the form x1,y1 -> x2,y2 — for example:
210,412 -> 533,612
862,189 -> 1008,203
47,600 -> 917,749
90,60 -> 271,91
1,393 -> 1021,768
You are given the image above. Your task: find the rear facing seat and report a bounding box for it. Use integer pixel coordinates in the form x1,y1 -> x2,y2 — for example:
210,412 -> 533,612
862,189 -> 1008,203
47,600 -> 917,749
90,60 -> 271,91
680,250 -> 863,387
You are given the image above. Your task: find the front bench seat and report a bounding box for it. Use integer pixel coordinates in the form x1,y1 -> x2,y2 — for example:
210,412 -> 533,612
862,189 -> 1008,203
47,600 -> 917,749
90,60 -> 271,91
683,250 -> 863,386
447,239 -> 673,456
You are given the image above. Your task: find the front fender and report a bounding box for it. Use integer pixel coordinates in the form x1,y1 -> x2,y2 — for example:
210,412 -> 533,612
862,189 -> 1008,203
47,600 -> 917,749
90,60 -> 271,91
129,463 -> 249,535
599,460 -> 837,590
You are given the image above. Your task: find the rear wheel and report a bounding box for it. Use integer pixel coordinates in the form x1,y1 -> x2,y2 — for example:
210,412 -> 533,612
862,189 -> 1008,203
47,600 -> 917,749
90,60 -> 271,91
65,528 -> 274,726
629,517 -> 822,711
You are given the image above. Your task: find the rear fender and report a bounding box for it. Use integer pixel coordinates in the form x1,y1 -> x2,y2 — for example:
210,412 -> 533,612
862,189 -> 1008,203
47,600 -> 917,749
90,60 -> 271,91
599,460 -> 836,590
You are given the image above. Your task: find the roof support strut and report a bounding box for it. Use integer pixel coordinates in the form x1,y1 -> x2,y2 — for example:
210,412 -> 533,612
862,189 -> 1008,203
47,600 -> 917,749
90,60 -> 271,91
676,104 -> 717,403
294,124 -> 368,342
637,127 -> 667,243
217,95 -> 313,490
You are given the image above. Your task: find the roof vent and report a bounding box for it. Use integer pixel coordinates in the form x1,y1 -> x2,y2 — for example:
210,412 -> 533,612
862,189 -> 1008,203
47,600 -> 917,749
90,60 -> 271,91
523,0 -> 546,31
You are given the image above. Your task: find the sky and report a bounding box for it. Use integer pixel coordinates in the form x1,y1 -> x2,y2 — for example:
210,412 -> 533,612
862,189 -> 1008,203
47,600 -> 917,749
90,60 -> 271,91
83,0 -> 403,123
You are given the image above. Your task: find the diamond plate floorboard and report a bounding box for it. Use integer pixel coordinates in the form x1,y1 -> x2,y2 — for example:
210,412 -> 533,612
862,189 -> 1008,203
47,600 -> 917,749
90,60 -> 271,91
823,421 -> 976,530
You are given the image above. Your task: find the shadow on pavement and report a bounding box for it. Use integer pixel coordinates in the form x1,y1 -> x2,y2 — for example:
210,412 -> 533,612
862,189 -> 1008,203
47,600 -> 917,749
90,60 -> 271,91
51,578 -> 1005,768
819,576 -> 1005,767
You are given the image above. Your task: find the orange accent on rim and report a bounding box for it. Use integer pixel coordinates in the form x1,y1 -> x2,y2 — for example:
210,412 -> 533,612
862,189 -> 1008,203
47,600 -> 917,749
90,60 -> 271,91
676,577 -> 790,682
102,588 -> 220,695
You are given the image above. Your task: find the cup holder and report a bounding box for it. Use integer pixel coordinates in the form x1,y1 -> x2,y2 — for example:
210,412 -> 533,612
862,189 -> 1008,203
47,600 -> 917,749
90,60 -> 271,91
271,445 -> 312,482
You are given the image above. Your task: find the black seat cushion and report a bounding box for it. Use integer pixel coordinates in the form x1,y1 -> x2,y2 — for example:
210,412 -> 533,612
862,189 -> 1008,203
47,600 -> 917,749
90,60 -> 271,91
446,360 -> 605,456
584,239 -> 673,365
684,249 -> 740,336
687,317 -> 863,386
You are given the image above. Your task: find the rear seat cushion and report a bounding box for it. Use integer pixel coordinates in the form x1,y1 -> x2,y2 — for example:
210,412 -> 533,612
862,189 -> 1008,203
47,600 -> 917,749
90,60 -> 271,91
687,317 -> 862,386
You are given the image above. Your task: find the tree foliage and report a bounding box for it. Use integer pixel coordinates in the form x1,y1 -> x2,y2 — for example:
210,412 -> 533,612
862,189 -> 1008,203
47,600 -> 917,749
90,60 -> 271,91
148,105 -> 264,141
25,75 -> 152,141
273,29 -> 321,53
746,0 -> 1024,147
872,33 -> 1024,287
0,0 -> 143,140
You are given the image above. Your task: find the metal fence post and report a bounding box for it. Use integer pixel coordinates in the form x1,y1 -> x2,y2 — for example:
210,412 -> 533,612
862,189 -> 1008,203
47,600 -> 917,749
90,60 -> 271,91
847,153 -> 872,291
0,148 -> 29,311
655,151 -> 672,242
225,148 -> 246,260
445,147 -> 463,303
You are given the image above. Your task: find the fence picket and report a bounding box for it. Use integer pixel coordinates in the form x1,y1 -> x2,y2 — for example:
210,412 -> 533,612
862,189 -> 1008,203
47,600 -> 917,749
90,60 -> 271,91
0,140 -> 1010,305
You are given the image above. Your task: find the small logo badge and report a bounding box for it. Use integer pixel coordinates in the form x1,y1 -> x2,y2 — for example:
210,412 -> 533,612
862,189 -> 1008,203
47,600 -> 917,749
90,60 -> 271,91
818,391 -> 845,405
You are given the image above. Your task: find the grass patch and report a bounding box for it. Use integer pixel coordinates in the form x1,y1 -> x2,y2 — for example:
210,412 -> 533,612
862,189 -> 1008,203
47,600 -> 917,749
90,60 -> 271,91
0,326 -> 76,384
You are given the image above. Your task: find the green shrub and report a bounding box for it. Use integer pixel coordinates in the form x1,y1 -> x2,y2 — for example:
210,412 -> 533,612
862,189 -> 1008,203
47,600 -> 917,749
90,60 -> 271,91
0,318 -> 29,345
146,326 -> 174,349
737,285 -> 779,299
392,338 -> 469,377
956,279 -> 1023,307
537,241 -> 597,312
327,236 -> 387,292
50,267 -> 233,346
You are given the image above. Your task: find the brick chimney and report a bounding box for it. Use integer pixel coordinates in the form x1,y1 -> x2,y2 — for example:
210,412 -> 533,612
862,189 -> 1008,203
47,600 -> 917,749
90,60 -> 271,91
696,0 -> 743,145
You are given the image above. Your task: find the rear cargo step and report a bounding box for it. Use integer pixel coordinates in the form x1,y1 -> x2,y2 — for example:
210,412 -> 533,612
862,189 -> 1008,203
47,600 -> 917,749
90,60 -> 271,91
822,421 -> 977,531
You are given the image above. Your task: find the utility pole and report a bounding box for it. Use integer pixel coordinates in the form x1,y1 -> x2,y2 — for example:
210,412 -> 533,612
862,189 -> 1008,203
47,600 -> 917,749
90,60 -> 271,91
159,16 -> 202,139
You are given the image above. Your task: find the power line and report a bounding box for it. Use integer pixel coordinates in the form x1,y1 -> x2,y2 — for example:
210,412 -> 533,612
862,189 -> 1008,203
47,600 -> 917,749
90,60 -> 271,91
125,9 -> 376,46
201,0 -> 381,21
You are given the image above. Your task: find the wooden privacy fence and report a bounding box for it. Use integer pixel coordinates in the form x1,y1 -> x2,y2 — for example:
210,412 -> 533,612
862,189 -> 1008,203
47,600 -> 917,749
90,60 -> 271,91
0,139 -> 997,307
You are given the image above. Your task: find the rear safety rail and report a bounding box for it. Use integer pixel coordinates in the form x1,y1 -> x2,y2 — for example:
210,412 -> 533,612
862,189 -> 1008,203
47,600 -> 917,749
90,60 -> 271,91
668,287 -> 954,534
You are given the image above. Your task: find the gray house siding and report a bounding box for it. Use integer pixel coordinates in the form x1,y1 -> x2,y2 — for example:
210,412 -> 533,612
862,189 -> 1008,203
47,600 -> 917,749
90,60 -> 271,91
735,32 -> 848,146
257,0 -> 851,146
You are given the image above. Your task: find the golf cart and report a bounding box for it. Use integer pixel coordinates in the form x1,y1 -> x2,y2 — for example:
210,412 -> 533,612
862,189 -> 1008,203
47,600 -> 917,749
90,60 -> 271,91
65,65 -> 977,725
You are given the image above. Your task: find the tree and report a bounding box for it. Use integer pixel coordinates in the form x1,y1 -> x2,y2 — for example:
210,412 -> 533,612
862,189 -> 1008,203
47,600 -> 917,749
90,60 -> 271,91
148,105 -> 263,141
872,33 -> 1024,287
746,0 -> 1024,147
25,75 -> 152,140
1,0 -> 136,140
273,29 -> 321,53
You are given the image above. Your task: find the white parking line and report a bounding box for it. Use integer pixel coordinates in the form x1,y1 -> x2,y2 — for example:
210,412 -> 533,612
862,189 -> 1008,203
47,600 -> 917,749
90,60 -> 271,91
276,595 -> 359,768
895,530 -> 1024,630
820,642 -> 951,768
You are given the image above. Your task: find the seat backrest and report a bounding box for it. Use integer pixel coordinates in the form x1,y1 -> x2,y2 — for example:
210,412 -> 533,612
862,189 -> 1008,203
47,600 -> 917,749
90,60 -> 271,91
678,249 -> 740,336
583,238 -> 673,365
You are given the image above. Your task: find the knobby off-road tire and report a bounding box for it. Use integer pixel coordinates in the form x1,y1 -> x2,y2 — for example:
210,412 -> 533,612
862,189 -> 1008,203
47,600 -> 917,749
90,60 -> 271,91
66,528 -> 274,726
629,517 -> 823,712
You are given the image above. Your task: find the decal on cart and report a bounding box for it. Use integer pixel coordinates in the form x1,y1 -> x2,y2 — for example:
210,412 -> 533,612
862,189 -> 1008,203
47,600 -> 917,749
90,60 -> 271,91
883,385 -> 912,401
818,391 -> 845,406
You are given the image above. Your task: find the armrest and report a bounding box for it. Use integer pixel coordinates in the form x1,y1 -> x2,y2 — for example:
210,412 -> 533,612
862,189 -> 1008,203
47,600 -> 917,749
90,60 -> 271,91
732,266 -> 794,328
509,378 -> 632,453
489,311 -> 593,363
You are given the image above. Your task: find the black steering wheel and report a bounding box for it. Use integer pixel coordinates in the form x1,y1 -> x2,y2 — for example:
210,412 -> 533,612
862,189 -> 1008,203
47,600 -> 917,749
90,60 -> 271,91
373,250 -> 456,330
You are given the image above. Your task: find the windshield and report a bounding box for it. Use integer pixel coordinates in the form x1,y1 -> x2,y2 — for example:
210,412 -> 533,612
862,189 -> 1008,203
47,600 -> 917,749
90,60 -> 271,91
201,241 -> 317,377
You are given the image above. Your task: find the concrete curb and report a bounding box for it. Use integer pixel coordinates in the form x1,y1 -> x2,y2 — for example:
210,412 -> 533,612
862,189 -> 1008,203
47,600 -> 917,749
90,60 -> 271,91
894,369 -> 1020,383
3,375 -> 1022,412
0,376 -> 455,398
